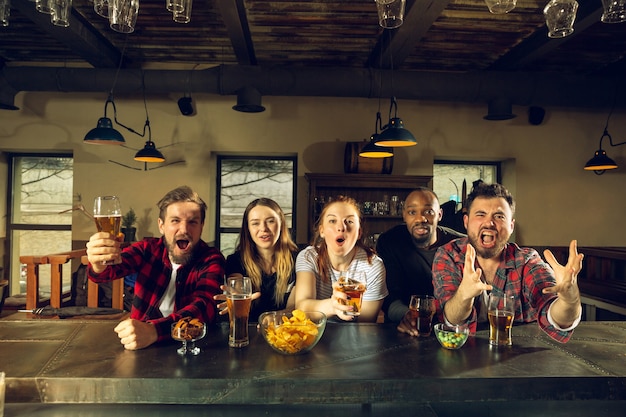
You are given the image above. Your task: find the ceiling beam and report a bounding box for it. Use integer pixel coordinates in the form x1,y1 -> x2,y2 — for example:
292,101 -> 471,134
490,1 -> 604,71
13,0 -> 121,68
368,0 -> 454,69
215,0 -> 257,66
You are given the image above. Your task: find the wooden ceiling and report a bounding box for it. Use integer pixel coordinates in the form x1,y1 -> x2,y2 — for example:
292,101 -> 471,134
0,0 -> 625,91
2,0 -> 625,73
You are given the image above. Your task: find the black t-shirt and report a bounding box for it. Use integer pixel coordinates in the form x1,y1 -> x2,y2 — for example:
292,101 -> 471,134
376,224 -> 465,320
225,251 -> 296,322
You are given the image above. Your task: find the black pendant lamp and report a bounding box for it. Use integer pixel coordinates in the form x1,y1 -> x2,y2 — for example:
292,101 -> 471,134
84,95 -> 126,145
134,121 -> 165,163
360,112 -> 394,158
375,96 -> 417,147
584,128 -> 624,175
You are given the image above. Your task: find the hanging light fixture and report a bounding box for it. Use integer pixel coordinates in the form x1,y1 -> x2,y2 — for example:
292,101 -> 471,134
84,50 -> 166,164
84,94 -> 126,145
375,97 -> 417,147
584,129 -> 625,175
134,121 -> 165,163
583,103 -> 625,175
360,112 -> 394,158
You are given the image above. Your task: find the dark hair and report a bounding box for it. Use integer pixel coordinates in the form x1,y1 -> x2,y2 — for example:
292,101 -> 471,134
157,185 -> 207,223
465,182 -> 515,216
312,195 -> 375,283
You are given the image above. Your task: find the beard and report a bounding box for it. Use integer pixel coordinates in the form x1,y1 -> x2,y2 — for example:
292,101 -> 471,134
467,230 -> 507,260
165,235 -> 197,265
409,223 -> 434,248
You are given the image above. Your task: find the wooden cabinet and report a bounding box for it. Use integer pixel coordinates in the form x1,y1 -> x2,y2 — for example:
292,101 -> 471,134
304,173 -> 432,243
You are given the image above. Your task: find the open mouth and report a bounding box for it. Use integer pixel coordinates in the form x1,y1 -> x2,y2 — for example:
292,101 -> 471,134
336,237 -> 345,244
176,239 -> 190,250
480,230 -> 496,247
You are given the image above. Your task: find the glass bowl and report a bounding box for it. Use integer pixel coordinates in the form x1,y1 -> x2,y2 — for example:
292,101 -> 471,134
171,318 -> 206,355
258,310 -> 326,355
434,323 -> 469,350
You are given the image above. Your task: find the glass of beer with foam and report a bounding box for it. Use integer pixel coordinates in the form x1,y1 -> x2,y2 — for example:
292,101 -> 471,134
93,195 -> 122,265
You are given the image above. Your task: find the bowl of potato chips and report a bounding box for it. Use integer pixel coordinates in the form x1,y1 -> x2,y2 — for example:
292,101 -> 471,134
258,309 -> 327,355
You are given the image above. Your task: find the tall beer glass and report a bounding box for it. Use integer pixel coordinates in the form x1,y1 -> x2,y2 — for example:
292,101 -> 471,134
93,195 -> 122,265
488,293 -> 515,346
226,276 -> 252,348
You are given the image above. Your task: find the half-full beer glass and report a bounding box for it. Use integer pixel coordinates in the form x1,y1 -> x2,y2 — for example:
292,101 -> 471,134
226,277 -> 252,348
93,195 -> 122,265
334,271 -> 367,316
488,293 -> 515,346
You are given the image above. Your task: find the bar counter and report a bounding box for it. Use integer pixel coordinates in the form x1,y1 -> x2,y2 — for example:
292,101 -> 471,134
1,315 -> 626,416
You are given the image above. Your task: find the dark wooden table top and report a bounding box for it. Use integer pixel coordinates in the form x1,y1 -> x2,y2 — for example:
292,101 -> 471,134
1,315 -> 626,407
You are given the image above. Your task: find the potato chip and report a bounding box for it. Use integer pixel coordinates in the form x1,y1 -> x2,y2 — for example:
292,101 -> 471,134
264,309 -> 320,354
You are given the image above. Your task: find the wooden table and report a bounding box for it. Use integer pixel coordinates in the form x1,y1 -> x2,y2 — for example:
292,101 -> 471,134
1,316 -> 625,416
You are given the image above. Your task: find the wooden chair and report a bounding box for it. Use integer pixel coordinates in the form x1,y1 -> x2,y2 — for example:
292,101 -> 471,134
80,255 -> 124,310
20,255 -> 50,310
22,249 -> 124,311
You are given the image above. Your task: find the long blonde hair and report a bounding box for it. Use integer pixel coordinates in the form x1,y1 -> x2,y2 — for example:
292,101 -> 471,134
236,198 -> 297,304
312,195 -> 374,283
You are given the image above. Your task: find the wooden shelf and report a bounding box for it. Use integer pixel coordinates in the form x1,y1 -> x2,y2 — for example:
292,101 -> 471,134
304,173 -> 432,242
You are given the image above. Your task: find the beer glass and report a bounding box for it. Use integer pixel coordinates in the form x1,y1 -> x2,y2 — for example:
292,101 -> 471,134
488,293 -> 515,346
93,196 -> 122,265
409,295 -> 436,336
226,276 -> 252,348
334,271 -> 367,316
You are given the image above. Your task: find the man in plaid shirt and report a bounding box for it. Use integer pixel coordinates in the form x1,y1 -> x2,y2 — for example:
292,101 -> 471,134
87,186 -> 225,350
432,182 -> 583,343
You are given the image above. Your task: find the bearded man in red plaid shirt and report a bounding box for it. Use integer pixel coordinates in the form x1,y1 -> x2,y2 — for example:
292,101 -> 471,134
432,182 -> 583,343
87,186 -> 225,350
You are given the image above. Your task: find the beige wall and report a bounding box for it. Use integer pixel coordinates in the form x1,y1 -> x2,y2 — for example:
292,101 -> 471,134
1,91 -> 625,248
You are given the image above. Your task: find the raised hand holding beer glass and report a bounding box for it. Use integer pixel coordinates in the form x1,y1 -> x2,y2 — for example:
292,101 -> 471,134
93,195 -> 122,265
488,293 -> 515,346
226,276 -> 252,348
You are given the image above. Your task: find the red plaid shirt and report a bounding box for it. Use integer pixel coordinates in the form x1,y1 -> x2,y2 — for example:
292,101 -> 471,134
88,237 -> 224,342
432,237 -> 575,343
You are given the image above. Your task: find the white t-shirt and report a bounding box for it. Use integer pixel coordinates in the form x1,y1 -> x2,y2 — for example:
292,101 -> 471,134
159,263 -> 180,317
295,246 -> 388,301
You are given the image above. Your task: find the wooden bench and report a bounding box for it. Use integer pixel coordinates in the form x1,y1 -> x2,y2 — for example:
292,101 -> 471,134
539,246 -> 626,320
21,249 -> 124,311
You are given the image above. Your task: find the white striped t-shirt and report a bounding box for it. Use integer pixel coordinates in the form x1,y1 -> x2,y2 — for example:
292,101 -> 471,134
295,246 -> 388,301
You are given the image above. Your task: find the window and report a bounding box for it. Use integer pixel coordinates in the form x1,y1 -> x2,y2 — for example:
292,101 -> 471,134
433,160 -> 500,232
216,156 -> 297,256
7,154 -> 73,297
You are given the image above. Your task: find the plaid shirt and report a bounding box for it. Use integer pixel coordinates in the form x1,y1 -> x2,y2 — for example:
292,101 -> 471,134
432,237 -> 575,343
88,237 -> 225,342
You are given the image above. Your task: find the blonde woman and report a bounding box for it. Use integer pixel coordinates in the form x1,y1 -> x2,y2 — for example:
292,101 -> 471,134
295,196 -> 387,322
215,198 -> 298,321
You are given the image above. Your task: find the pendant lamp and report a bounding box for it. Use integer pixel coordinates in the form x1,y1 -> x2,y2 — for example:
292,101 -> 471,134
584,128 -> 624,175
360,112 -> 393,158
375,97 -> 417,147
84,95 -> 126,145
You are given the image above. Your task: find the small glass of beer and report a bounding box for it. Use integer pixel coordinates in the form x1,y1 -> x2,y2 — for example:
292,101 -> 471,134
488,293 -> 515,346
334,271 -> 367,316
226,276 -> 253,348
93,195 -> 122,265
409,295 -> 436,336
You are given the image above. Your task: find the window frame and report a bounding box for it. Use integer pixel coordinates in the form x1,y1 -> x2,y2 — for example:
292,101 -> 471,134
215,155 -> 298,254
6,152 -> 74,295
